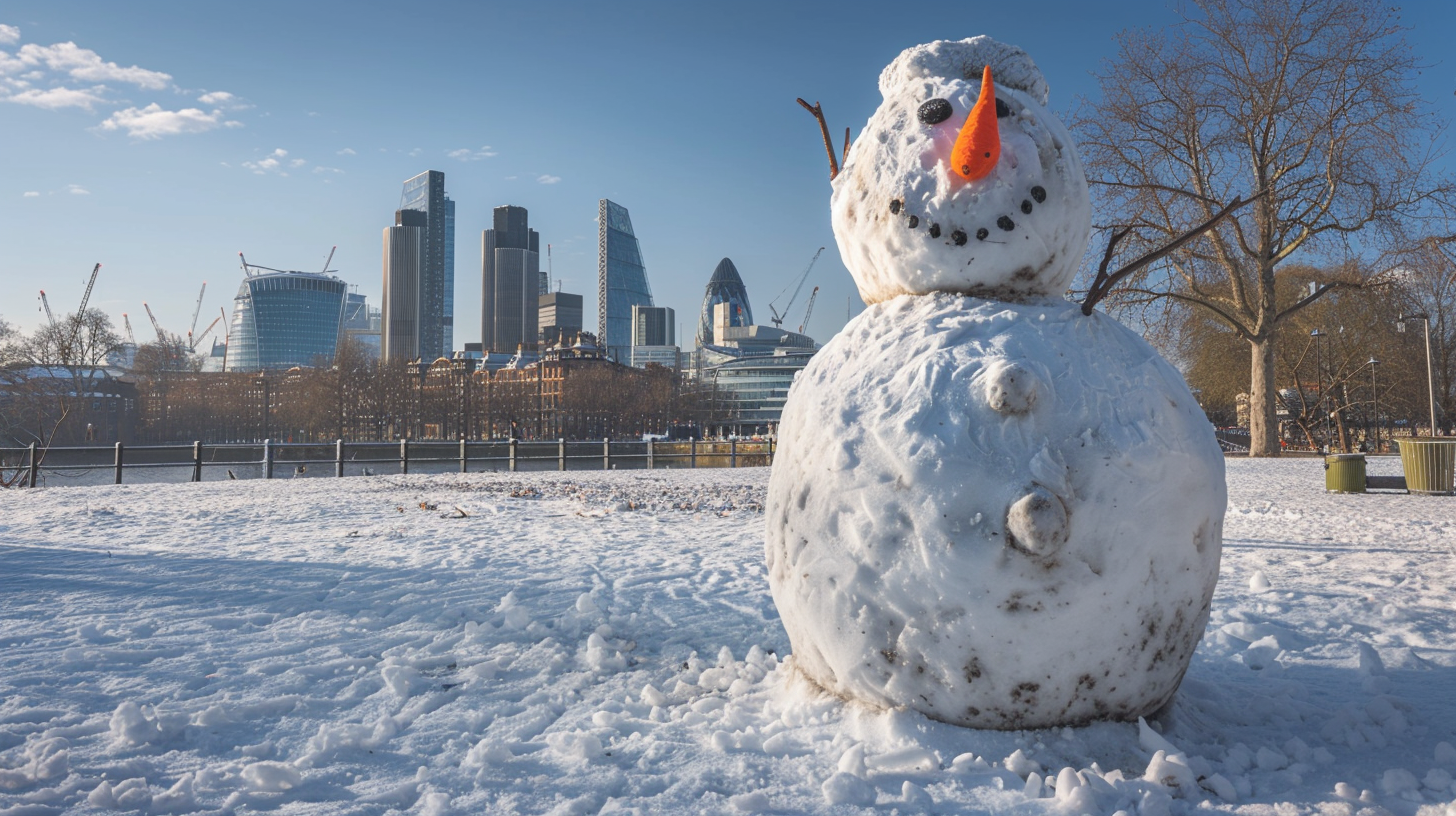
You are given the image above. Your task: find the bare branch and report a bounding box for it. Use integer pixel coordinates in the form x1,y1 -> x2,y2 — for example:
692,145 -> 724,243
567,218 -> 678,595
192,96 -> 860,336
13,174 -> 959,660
796,98 -> 840,181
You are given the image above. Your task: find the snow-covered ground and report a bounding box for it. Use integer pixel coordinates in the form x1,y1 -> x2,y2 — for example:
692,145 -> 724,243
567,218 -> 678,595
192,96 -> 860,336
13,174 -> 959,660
1,458 -> 1453,815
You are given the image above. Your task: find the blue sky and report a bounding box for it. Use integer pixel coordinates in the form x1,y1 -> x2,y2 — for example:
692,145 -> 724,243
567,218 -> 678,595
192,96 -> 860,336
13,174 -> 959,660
2,1 -> 1453,347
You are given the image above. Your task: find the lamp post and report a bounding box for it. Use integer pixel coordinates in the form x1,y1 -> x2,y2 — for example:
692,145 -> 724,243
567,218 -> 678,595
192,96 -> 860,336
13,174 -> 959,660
1368,358 -> 1380,452
1310,328 -> 1327,451
1397,313 -> 1438,437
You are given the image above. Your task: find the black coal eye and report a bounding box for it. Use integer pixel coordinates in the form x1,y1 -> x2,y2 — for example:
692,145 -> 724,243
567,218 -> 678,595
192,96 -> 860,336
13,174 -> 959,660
918,98 -> 953,126
1030,186 -> 1046,203
995,98 -> 1011,119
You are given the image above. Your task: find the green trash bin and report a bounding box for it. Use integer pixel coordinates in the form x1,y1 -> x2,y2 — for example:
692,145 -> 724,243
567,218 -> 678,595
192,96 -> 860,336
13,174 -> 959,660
1395,438 -> 1456,495
1324,454 -> 1366,493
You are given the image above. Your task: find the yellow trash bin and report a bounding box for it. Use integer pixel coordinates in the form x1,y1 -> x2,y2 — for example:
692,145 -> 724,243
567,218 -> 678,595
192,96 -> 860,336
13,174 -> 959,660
1324,454 -> 1366,493
1395,438 -> 1456,495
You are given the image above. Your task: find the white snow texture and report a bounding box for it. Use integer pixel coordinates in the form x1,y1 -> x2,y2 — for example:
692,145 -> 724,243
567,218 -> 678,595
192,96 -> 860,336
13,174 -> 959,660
831,36 -> 1091,303
768,294 -> 1226,728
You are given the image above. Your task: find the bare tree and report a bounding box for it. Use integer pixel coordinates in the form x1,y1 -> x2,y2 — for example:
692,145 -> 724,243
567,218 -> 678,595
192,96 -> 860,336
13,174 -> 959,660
1074,0 -> 1452,455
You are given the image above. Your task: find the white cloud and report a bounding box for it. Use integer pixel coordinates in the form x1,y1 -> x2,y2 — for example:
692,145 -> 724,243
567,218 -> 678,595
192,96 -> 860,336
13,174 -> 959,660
22,190 -> 38,197
336,147 -> 355,156
407,148 -> 421,157
537,174 -> 562,185
17,42 -> 171,89
0,24 -> 19,45
67,184 -> 89,195
196,90 -> 247,109
5,85 -> 107,110
99,103 -> 233,138
312,166 -> 344,175
242,148 -> 289,174
289,158 -> 306,168
447,145 -> 498,161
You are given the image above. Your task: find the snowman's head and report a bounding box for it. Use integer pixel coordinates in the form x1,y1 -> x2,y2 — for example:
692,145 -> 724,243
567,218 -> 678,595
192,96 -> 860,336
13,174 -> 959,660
831,37 -> 1090,303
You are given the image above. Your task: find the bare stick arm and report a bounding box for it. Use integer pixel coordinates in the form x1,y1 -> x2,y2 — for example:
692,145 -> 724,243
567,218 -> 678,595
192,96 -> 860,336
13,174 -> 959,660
796,98 -> 840,181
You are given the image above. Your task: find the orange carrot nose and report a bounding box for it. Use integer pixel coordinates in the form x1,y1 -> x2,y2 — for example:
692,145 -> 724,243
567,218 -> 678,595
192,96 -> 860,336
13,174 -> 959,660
951,65 -> 1001,182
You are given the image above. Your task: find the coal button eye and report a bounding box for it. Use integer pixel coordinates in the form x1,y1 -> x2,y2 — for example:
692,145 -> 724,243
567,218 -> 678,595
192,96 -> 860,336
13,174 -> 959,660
918,98 -> 953,125
995,98 -> 1011,118
1030,186 -> 1046,203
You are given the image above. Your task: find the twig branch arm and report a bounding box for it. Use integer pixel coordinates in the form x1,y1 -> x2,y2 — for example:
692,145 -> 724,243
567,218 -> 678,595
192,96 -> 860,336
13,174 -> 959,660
796,98 -> 840,181
1080,192 -> 1264,315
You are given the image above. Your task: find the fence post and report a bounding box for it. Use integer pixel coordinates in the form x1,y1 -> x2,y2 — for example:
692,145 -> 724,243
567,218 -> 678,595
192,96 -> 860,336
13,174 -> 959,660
730,438 -> 737,469
509,438 -> 517,472
336,439 -> 344,477
264,439 -> 273,479
114,442 -> 124,485
459,438 -> 468,474
27,442 -> 38,488
558,438 -> 566,471
192,441 -> 203,483
690,438 -> 697,469
400,439 -> 409,474
768,438 -> 775,465
603,437 -> 610,470
647,438 -> 655,470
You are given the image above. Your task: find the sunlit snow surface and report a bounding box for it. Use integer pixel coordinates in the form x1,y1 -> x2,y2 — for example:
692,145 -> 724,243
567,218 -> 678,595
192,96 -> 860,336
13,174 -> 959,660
1,460 -> 1454,815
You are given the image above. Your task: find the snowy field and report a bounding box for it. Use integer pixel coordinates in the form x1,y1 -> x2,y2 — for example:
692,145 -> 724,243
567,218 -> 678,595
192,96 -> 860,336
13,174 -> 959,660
1,458 -> 1454,815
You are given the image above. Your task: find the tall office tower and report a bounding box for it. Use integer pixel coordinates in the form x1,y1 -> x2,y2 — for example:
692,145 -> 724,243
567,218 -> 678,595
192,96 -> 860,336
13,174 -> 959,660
382,209 -> 425,362
224,268 -> 347,372
481,205 -> 541,353
632,305 -> 675,346
539,291 -> 583,346
597,199 -> 654,362
398,170 -> 454,358
696,257 -> 753,347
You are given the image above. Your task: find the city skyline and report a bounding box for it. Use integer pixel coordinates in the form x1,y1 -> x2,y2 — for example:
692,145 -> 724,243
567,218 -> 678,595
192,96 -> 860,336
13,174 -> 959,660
2,1 -> 1453,350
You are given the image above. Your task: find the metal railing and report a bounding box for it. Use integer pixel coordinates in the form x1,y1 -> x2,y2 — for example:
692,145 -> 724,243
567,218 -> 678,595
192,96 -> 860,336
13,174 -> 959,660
0,438 -> 775,488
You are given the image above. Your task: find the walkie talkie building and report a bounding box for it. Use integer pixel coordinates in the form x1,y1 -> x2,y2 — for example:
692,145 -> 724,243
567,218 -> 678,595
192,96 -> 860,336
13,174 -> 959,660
225,270 -> 347,371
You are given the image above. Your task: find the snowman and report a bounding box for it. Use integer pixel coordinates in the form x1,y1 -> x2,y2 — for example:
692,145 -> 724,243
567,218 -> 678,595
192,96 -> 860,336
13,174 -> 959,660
767,36 -> 1226,730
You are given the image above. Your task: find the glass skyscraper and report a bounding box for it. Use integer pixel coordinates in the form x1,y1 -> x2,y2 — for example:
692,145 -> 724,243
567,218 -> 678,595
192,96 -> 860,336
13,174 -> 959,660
481,205 -> 541,353
399,170 -> 454,358
225,270 -> 347,371
597,199 -> 654,362
696,257 -> 753,347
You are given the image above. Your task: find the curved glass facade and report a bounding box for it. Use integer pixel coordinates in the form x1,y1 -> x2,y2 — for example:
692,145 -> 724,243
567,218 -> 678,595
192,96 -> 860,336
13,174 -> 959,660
598,199 -> 654,362
708,351 -> 816,434
696,257 -> 753,346
226,272 -> 347,371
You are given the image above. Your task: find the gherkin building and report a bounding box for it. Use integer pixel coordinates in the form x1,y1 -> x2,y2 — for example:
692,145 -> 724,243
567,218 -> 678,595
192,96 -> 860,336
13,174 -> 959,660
696,258 -> 753,346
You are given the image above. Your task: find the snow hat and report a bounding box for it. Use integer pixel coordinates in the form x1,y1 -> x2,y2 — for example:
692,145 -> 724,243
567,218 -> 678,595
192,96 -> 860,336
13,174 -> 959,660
879,36 -> 1049,107
830,36 -> 1091,304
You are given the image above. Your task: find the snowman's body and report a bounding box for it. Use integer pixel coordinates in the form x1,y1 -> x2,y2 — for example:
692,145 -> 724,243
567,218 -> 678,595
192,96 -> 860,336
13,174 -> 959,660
766,37 -> 1225,729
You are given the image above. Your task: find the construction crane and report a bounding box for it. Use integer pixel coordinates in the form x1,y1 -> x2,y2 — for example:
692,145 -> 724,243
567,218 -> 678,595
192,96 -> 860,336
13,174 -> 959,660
768,247 -> 824,328
57,263 -> 103,363
122,313 -> 136,345
143,302 -> 167,344
320,245 -> 336,276
798,286 -> 820,335
186,282 -> 206,350
191,315 -> 222,352
239,251 -> 287,277
38,291 -> 56,326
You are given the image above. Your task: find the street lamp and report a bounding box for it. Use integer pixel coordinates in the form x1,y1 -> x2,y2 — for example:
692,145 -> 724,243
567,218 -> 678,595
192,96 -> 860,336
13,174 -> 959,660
1311,328 -> 1328,451
1368,358 -> 1380,452
1397,313 -> 1438,437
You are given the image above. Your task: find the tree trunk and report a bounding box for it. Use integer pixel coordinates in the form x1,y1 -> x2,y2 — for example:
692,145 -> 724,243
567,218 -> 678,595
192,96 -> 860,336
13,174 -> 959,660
1249,336 -> 1280,457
